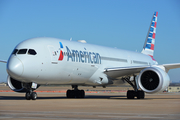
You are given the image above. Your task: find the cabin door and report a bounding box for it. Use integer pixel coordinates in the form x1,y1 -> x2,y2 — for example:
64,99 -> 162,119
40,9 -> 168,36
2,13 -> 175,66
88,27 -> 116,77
48,45 -> 58,64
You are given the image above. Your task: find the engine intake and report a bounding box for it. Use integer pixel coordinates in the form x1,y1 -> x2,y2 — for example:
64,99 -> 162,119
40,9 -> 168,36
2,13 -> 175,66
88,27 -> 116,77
7,75 -> 27,92
138,67 -> 170,93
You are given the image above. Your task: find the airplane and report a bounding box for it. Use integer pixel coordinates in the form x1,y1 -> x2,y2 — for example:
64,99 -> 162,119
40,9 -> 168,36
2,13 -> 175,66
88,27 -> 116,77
1,12 -> 180,100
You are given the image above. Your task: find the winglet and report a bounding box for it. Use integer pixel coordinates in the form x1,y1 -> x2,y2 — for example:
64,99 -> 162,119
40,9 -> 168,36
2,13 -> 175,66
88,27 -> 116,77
141,12 -> 158,58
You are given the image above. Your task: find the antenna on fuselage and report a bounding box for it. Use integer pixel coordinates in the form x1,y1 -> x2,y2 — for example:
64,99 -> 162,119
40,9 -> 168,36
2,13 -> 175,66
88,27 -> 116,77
70,37 -> 72,41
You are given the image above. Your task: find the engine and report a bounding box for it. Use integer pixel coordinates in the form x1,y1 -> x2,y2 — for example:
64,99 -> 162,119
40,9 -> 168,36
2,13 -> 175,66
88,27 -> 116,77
138,67 -> 170,93
7,75 -> 27,92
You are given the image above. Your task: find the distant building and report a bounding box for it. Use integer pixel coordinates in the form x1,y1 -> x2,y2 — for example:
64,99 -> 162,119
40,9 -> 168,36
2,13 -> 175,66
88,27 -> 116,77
168,86 -> 180,92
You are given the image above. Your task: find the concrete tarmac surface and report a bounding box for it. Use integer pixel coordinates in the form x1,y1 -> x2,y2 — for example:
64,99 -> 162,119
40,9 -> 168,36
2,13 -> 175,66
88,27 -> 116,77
0,86 -> 180,120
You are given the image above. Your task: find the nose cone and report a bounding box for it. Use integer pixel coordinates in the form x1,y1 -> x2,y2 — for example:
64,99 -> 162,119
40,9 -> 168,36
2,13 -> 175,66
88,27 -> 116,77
7,57 -> 24,78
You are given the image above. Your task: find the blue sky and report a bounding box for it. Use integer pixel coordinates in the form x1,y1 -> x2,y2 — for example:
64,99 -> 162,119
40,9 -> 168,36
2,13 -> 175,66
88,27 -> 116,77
0,0 -> 180,83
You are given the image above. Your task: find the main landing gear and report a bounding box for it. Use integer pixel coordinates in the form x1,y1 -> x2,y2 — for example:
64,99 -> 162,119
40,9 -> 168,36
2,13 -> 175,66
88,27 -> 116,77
23,83 -> 38,100
123,76 -> 145,99
66,85 -> 85,98
127,90 -> 144,99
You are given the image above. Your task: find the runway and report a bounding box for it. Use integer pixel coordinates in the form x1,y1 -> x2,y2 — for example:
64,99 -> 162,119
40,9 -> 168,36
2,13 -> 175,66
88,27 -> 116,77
0,86 -> 180,120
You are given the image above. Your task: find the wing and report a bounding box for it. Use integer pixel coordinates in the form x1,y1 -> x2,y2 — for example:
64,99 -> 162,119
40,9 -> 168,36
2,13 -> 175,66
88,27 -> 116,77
160,63 -> 180,72
0,60 -> 7,63
104,66 -> 149,79
104,63 -> 180,79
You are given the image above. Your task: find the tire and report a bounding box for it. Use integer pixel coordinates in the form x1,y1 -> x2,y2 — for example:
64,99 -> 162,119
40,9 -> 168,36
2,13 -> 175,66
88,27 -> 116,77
70,90 -> 75,98
67,90 -> 75,98
137,91 -> 141,99
127,90 -> 135,99
67,90 -> 85,98
25,92 -> 31,100
141,91 -> 145,99
76,90 -> 81,98
137,90 -> 145,99
31,92 -> 37,100
76,90 -> 85,98
80,90 -> 85,98
66,90 -> 71,98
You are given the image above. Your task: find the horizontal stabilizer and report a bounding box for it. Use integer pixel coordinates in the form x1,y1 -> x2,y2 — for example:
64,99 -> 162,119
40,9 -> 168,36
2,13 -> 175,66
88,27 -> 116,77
0,60 -> 7,63
160,63 -> 180,72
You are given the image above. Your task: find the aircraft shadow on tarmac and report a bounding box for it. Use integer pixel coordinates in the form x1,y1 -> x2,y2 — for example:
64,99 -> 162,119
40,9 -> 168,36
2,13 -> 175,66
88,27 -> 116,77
1,95 -> 180,100
0,95 -> 126,100
0,96 -> 26,100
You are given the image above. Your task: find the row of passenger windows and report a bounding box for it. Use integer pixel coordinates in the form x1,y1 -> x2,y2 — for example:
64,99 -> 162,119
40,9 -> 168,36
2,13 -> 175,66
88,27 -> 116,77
12,49 -> 37,55
101,56 -> 149,65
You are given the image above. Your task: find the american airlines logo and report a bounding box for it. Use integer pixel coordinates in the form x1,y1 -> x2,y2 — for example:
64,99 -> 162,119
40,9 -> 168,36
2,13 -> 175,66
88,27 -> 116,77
58,42 -> 64,61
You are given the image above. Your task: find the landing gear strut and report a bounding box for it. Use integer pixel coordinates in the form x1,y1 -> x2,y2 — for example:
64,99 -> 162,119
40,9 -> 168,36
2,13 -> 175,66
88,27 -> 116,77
123,76 -> 145,99
66,85 -> 85,98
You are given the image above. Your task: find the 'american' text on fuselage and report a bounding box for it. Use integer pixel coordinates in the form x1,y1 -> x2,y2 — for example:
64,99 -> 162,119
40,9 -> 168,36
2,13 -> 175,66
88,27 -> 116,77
66,46 -> 101,64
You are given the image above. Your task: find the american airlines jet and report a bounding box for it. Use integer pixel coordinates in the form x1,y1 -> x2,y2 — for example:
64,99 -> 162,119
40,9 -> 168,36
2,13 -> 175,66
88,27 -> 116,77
1,12 -> 180,100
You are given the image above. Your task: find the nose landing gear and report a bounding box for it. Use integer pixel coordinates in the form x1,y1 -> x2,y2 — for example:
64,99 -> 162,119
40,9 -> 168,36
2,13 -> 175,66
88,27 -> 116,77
25,90 -> 37,100
23,82 -> 38,100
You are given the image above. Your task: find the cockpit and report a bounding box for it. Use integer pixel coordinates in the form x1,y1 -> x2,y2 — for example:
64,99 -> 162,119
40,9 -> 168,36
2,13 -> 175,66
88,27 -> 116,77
12,49 -> 37,55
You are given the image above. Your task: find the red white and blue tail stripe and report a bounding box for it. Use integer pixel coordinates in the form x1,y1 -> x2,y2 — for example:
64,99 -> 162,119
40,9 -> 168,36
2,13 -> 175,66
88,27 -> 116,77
141,12 -> 158,60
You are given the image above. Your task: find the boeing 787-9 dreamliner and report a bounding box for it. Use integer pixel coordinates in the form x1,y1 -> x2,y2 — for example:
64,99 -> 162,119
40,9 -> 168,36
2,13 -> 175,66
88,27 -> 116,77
1,12 -> 180,100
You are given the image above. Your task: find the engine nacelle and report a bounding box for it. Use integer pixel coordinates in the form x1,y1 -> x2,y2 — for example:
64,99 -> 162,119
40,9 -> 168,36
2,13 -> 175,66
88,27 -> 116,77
138,67 -> 170,93
7,76 -> 27,92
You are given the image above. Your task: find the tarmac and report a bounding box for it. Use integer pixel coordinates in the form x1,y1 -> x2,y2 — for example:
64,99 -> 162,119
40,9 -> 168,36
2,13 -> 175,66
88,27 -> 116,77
0,86 -> 180,120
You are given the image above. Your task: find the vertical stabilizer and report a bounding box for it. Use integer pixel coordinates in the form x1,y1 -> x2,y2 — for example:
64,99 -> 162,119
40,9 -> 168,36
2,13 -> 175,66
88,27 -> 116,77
141,12 -> 158,59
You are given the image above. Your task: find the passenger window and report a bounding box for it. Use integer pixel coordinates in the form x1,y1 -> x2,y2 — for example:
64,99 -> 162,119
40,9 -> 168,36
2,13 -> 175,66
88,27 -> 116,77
12,49 -> 18,55
28,49 -> 37,55
17,49 -> 27,54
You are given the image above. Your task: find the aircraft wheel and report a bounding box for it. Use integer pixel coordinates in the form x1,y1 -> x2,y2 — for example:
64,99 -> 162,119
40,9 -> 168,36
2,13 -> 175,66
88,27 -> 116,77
31,92 -> 37,100
76,90 -> 81,98
80,90 -> 85,98
67,90 -> 75,98
25,92 -> 31,100
71,90 -> 75,98
76,90 -> 85,98
66,90 -> 71,98
127,90 -> 135,99
137,90 -> 145,99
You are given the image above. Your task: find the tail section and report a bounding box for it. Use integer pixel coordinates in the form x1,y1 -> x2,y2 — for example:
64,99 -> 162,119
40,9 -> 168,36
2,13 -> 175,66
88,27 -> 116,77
141,12 -> 158,59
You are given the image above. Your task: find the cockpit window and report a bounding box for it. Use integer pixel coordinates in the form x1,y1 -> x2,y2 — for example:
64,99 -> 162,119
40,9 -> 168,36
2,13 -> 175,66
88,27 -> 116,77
28,49 -> 37,55
12,49 -> 18,55
17,49 -> 27,54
